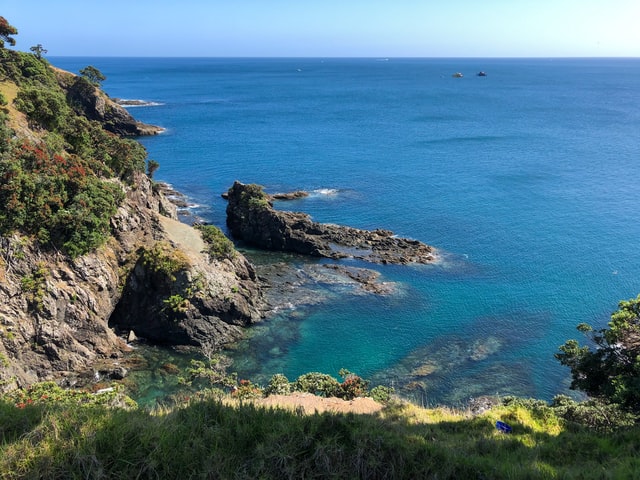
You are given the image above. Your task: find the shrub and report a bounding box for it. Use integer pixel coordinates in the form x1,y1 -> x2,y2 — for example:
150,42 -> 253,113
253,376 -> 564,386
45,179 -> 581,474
550,395 -> 637,432
162,294 -> 190,314
338,369 -> 370,400
239,183 -> 270,211
264,374 -> 291,396
233,379 -> 263,400
556,294 -> 640,413
293,372 -> 341,397
139,242 -> 190,282
369,385 -> 395,404
14,85 -> 70,130
195,224 -> 236,260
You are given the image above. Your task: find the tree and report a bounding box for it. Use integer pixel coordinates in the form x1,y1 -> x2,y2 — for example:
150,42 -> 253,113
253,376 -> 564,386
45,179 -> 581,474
30,44 -> 47,59
556,294 -> 640,412
79,65 -> 106,85
0,16 -> 18,48
147,159 -> 160,179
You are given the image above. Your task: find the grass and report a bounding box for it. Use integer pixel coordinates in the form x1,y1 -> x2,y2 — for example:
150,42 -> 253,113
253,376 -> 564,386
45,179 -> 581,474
2,393 -> 640,479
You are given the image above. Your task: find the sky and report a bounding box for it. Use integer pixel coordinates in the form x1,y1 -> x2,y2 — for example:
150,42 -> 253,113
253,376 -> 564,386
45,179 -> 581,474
3,0 -> 639,57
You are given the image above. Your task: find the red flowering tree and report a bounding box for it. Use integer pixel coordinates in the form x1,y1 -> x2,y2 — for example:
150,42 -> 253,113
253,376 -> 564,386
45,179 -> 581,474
0,16 -> 18,48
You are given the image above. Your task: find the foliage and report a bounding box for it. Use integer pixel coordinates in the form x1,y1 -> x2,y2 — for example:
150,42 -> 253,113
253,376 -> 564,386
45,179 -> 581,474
146,158 -> 159,178
14,84 -> 70,130
162,294 -> 190,314
3,391 -> 640,479
0,16 -> 17,48
29,44 -> 47,59
369,385 -> 395,404
79,65 -> 106,85
179,355 -> 237,391
195,224 -> 236,260
0,49 -> 55,86
556,294 -> 640,412
0,45 -> 151,257
293,372 -> 342,397
264,373 -> 292,396
20,261 -> 48,311
550,395 -> 636,433
0,141 -> 124,257
139,242 -> 190,282
233,379 -> 264,400
338,368 -> 370,400
239,183 -> 271,210
2,381 -> 136,410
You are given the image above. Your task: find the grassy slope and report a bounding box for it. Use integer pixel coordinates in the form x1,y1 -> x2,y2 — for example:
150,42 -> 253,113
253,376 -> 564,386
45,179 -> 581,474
1,396 -> 639,479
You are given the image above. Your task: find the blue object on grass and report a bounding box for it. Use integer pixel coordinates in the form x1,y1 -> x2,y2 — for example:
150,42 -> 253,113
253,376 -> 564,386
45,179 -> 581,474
496,421 -> 512,433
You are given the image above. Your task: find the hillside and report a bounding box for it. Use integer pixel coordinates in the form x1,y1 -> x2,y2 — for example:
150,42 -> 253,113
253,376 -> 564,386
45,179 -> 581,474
0,46 -> 265,390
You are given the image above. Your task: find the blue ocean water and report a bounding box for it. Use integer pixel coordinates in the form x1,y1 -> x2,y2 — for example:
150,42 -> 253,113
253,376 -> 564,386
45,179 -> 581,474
54,57 -> 640,404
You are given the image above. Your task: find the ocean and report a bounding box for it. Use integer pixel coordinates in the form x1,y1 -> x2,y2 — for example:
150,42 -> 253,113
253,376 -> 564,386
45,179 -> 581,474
52,57 -> 640,405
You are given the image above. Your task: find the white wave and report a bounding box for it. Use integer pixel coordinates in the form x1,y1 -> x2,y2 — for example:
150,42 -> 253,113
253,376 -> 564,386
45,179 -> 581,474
312,188 -> 339,196
118,99 -> 164,108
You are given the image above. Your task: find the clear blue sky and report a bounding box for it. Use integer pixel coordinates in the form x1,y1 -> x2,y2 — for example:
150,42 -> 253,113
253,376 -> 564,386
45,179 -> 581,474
3,0 -> 639,57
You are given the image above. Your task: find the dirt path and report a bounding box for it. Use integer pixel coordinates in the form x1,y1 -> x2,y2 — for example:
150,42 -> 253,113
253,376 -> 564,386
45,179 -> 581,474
158,216 -> 205,260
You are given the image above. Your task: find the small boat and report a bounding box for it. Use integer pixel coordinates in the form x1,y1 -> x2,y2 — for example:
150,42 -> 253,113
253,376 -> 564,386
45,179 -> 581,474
452,72 -> 463,78
477,71 -> 487,77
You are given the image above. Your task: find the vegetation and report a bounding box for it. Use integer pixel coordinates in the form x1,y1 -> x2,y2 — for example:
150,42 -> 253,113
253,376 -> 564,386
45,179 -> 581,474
195,223 -> 236,260
1,13 -> 640,478
139,242 -> 190,282
556,294 -> 640,413
29,44 -> 47,59
79,65 -> 106,86
0,16 -> 17,48
2,386 -> 640,479
239,182 -> 271,210
0,20 -> 148,258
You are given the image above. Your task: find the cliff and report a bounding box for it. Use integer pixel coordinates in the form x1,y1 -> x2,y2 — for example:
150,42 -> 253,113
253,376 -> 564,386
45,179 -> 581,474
0,53 -> 264,390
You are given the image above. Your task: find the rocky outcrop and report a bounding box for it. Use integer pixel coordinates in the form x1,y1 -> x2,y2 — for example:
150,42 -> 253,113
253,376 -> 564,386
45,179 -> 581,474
55,68 -> 163,137
108,218 -> 263,348
0,174 -> 265,391
226,181 -> 436,265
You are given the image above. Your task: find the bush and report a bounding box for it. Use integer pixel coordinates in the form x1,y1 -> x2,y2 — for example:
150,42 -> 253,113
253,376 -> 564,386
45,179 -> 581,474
556,294 -> 640,413
550,395 -> 637,432
264,374 -> 291,396
195,224 -> 236,260
139,242 -> 190,282
14,85 -> 70,130
293,372 -> 341,397
338,369 -> 370,400
369,385 -> 395,404
0,141 -> 125,257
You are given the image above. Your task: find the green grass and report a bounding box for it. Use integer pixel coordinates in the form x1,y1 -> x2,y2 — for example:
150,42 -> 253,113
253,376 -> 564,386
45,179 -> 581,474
2,394 -> 640,479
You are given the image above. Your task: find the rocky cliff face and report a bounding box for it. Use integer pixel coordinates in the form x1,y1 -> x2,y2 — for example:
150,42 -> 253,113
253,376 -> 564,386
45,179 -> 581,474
226,181 -> 436,265
0,173 -> 265,391
54,67 -> 163,137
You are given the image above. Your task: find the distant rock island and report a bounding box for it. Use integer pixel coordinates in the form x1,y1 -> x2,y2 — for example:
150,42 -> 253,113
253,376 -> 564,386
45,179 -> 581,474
225,181 -> 436,265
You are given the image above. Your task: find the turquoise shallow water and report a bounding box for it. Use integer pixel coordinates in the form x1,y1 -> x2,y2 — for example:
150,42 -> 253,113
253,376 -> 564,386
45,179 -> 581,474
54,57 -> 640,405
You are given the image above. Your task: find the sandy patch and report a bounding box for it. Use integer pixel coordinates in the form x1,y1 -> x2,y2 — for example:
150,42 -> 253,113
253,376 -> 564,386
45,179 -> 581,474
251,393 -> 383,415
158,216 -> 206,260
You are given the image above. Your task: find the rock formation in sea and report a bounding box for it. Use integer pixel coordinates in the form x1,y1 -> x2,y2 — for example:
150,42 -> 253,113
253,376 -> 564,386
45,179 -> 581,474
225,181 -> 436,265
